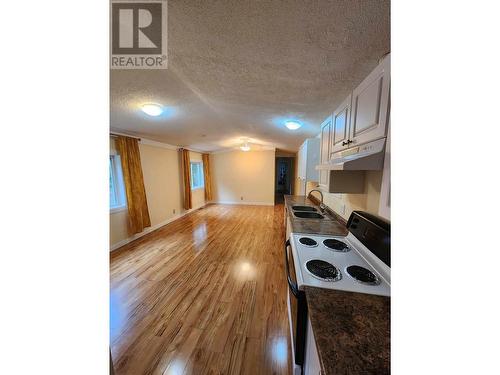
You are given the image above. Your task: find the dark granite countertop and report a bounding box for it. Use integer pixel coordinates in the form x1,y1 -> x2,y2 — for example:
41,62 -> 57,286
284,195 -> 348,236
304,286 -> 390,375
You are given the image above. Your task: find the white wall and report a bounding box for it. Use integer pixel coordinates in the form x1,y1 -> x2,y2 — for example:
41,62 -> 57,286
210,150 -> 275,205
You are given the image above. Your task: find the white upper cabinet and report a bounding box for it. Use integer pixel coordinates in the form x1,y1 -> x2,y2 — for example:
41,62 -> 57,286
349,54 -> 390,147
331,95 -> 352,154
297,138 -> 320,181
318,54 -> 390,170
318,115 -> 332,188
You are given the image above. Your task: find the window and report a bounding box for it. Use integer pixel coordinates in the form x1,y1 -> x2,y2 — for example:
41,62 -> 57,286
190,161 -> 204,190
110,155 -> 126,212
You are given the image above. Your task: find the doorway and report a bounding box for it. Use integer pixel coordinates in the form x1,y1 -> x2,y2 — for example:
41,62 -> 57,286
275,157 -> 294,204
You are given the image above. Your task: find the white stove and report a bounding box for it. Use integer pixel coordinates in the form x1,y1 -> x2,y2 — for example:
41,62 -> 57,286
285,210 -> 390,373
289,232 -> 390,297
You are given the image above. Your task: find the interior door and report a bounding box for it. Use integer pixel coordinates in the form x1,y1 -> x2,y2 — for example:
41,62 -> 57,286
331,95 -> 352,154
349,54 -> 390,146
319,115 -> 332,187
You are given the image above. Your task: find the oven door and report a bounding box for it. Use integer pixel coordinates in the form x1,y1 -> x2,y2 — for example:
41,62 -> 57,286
285,239 -> 307,367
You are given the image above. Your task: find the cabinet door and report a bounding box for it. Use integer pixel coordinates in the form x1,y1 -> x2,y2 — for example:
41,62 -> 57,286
319,115 -> 332,187
349,54 -> 390,147
305,318 -> 321,375
331,95 -> 352,154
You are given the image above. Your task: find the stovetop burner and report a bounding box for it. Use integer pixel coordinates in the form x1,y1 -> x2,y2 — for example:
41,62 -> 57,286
346,265 -> 380,285
323,239 -> 350,252
305,260 -> 341,282
298,237 -> 318,247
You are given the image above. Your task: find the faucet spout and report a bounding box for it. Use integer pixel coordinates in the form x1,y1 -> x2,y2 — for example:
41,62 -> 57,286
308,189 -> 325,212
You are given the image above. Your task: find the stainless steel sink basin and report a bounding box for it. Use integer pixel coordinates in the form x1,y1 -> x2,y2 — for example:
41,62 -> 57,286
292,205 -> 318,212
293,211 -> 325,219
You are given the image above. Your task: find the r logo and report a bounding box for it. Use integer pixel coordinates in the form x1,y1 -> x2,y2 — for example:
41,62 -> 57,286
110,0 -> 168,69
112,3 -> 162,54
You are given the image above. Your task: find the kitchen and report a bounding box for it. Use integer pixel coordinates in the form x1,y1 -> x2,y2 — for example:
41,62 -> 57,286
285,53 -> 391,374
108,48 -> 391,374
108,0 -> 392,373
4,1 -> 499,375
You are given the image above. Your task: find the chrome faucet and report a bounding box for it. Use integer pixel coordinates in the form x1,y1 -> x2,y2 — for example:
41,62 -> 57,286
308,189 -> 326,213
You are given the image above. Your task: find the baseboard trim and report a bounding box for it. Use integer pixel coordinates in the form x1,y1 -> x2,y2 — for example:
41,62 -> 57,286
213,200 -> 274,206
110,204 -> 206,252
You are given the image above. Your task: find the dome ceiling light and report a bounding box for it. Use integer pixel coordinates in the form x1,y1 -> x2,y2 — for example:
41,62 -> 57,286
285,121 -> 302,130
141,103 -> 163,116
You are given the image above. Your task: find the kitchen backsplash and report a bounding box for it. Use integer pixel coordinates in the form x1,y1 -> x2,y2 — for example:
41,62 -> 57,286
306,171 -> 383,221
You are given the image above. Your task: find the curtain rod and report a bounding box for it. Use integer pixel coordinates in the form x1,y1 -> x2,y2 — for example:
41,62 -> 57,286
110,132 -> 141,141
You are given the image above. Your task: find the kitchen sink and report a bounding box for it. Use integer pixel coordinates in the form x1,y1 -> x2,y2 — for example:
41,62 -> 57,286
292,205 -> 318,212
293,211 -> 325,219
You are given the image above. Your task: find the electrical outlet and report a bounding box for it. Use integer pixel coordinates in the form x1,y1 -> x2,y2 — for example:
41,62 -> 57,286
339,203 -> 346,215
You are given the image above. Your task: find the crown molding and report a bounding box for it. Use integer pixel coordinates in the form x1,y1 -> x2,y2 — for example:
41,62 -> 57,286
110,129 -> 274,154
210,146 -> 276,154
139,138 -> 178,150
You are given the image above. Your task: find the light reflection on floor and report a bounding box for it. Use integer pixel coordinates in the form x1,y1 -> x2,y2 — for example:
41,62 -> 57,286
234,260 -> 257,281
163,358 -> 186,375
271,336 -> 289,366
109,290 -> 126,341
192,221 -> 207,250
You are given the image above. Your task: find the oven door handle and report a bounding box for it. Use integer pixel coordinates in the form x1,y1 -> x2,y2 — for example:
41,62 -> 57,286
285,239 -> 299,298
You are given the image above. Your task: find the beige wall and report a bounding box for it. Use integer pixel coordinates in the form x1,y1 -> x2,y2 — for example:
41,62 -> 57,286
293,155 -> 300,195
109,210 -> 129,247
306,171 -> 383,221
210,150 -> 275,205
109,139 -> 206,248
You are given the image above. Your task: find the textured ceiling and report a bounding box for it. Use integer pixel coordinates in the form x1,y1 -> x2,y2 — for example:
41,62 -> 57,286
110,0 -> 390,152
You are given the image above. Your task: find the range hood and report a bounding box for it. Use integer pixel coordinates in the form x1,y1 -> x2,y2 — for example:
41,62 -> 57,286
316,138 -> 386,171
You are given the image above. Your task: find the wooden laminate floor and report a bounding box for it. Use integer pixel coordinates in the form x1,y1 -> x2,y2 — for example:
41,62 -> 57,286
110,204 -> 292,375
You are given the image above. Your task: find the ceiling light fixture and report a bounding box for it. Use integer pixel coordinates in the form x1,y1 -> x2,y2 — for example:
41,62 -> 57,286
141,103 -> 163,116
240,142 -> 251,152
285,121 -> 302,130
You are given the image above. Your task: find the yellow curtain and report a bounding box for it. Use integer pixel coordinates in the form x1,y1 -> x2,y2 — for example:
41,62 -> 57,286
181,149 -> 192,210
202,153 -> 213,201
115,136 -> 151,234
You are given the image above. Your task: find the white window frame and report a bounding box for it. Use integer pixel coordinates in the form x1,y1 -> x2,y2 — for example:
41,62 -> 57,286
110,155 -> 127,213
190,161 -> 205,190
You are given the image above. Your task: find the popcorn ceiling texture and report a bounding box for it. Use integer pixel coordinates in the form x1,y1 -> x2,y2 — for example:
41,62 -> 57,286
111,0 -> 390,152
